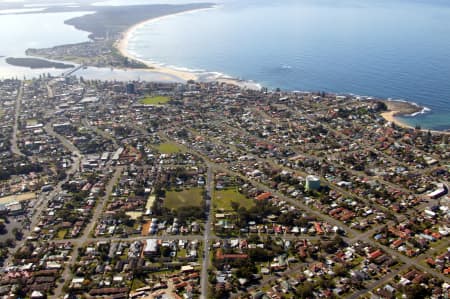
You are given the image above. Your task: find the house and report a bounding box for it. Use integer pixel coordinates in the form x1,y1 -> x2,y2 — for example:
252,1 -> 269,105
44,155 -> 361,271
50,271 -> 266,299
368,249 -> 383,260
143,239 -> 159,256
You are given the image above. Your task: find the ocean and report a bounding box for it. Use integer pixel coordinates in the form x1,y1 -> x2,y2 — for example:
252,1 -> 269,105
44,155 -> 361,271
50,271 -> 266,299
125,0 -> 450,130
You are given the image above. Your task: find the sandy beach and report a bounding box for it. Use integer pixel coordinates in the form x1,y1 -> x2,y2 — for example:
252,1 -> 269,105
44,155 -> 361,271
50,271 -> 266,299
379,100 -> 421,129
115,6 -> 261,90
380,110 -> 413,129
115,8 -> 211,82
380,100 -> 450,134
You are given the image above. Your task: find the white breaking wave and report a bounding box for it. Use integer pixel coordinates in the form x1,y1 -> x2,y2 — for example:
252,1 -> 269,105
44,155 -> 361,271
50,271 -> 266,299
386,98 -> 432,117
409,106 -> 431,117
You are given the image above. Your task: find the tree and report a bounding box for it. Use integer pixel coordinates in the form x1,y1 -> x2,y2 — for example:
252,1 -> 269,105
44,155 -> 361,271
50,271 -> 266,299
231,201 -> 240,212
333,264 -> 347,277
161,246 -> 171,257
12,228 -> 23,240
0,222 -> 6,235
5,238 -> 15,248
404,284 -> 430,299
248,248 -> 272,262
236,261 -> 257,280
211,287 -> 230,299
375,101 -> 388,111
295,281 -> 314,298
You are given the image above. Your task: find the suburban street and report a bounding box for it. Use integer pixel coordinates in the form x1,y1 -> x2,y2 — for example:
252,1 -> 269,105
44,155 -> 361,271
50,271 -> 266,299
10,82 -> 23,156
200,166 -> 214,299
1,78 -> 448,299
52,166 -> 124,298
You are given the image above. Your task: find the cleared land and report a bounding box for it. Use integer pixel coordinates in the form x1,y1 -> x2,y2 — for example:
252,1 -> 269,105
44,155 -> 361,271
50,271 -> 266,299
125,211 -> 142,220
26,119 -> 38,126
0,192 -> 36,205
214,188 -> 255,211
164,188 -> 203,210
139,96 -> 170,105
156,142 -> 183,154
56,229 -> 67,240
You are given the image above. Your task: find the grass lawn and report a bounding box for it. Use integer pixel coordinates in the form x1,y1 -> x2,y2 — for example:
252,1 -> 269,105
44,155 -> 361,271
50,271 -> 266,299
56,229 -> 67,239
156,142 -> 183,154
139,96 -> 170,105
131,278 -> 146,290
26,119 -> 38,126
214,188 -> 255,211
164,188 -> 203,210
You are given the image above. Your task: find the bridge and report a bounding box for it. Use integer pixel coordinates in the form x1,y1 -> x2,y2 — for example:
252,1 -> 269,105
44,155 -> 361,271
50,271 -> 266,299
61,64 -> 85,77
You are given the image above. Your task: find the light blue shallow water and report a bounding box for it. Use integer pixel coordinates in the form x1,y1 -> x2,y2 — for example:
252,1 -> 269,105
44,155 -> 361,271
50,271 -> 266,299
0,9 -> 181,82
0,11 -> 92,78
127,0 -> 450,130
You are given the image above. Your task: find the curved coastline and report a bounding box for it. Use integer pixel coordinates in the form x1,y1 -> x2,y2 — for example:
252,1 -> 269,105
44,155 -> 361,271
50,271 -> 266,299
115,5 -> 262,90
115,7 -> 214,82
380,100 -> 450,134
74,5 -> 447,133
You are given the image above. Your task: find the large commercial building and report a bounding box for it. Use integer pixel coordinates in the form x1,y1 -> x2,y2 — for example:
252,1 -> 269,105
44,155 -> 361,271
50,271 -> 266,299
305,175 -> 321,191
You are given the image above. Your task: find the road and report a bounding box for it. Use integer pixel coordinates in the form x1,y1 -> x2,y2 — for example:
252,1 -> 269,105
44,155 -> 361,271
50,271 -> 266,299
46,81 -> 54,99
10,82 -> 23,156
52,166 -> 123,298
200,166 -> 214,299
158,132 -> 450,294
44,123 -> 81,157
4,91 -> 446,298
347,264 -> 409,299
4,152 -> 82,268
62,64 -> 85,78
82,117 -> 119,148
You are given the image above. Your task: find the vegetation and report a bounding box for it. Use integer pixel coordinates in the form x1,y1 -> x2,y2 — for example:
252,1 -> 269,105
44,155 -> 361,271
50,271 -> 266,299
0,221 -> 6,235
164,188 -> 203,210
214,188 -> 255,211
0,158 -> 43,181
156,142 -> 183,154
139,96 -> 170,105
5,57 -> 74,69
56,229 -> 68,240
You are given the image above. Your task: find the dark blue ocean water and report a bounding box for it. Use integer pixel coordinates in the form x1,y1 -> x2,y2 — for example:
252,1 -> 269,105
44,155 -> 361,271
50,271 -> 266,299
127,0 -> 450,130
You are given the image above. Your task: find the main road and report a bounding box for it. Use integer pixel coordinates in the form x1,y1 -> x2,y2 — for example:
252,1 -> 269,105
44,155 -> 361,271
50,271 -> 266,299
4,144 -> 82,268
200,166 -> 214,299
10,82 -> 23,156
160,130 -> 450,292
44,123 -> 81,157
52,166 -> 124,298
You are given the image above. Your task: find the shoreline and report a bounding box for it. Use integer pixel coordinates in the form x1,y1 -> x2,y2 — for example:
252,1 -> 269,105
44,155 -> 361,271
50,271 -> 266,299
115,5 -> 261,90
380,99 -> 421,130
2,4 -> 448,132
117,10 -> 449,132
380,100 -> 450,135
115,7 -> 214,83
5,57 -> 74,69
380,110 -> 413,129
